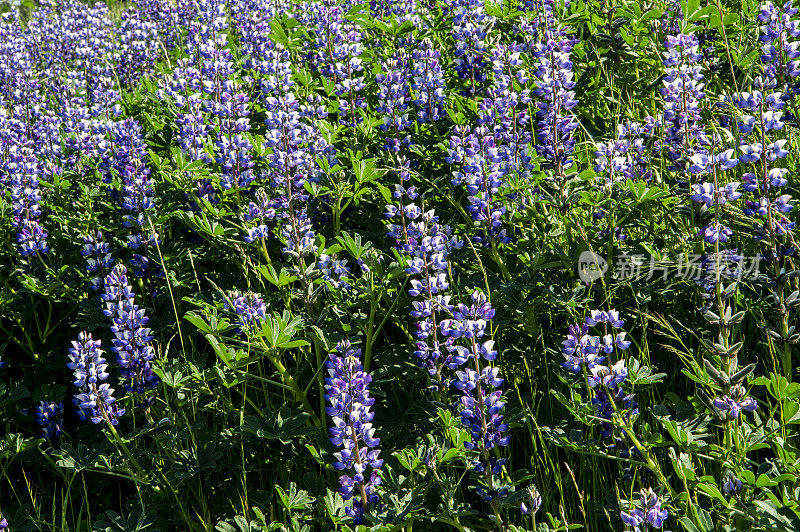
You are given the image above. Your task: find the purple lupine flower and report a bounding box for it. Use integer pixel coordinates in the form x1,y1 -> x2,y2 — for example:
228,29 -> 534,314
690,182 -> 742,207
325,341 -> 383,523
225,291 -> 268,330
520,486 -> 542,515
561,322 -> 605,372
698,223 -> 733,244
35,401 -> 63,438
102,265 -> 159,401
713,385 -> 758,418
758,1 -> 800,80
0,514 -> 6,529
446,291 -> 510,491
410,39 -> 446,123
723,472 -> 743,496
250,50 -> 333,262
595,118 -> 657,185
621,488 -> 668,531
243,190 -> 275,243
81,231 -> 114,291
661,33 -> 705,169
448,124 -> 510,246
67,332 -> 125,425
531,0 -> 579,177
485,43 -> 534,185
376,51 -> 412,150
450,0 -> 494,94
585,309 -> 625,328
564,310 -> 637,437
587,359 -> 628,389
116,8 -> 161,88
736,73 -> 796,256
388,203 -> 460,384
7,144 -> 49,257
214,88 -> 254,190
332,30 -> 367,128
318,254 -> 351,290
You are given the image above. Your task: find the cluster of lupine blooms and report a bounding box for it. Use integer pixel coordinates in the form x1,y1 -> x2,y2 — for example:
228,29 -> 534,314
0,0 -> 168,437
561,311 -> 673,531
562,310 -> 637,437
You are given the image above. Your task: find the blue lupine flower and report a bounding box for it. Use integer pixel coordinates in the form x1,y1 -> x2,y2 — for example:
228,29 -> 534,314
225,291 -> 267,330
102,265 -> 159,401
531,1 -> 579,174
445,291 -> 511,492
7,145 -> 49,257
68,332 -> 125,425
723,472 -> 743,496
324,341 -> 383,522
621,488 -> 668,531
35,401 -> 63,438
661,33 -> 705,167
594,118 -> 657,185
114,119 -> 154,228
82,231 -> 114,290
410,39 -> 446,123
520,486 -> 542,515
713,385 -> 758,418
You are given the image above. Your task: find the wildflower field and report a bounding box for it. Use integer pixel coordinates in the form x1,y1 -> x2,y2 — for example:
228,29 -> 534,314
3,0 -> 800,529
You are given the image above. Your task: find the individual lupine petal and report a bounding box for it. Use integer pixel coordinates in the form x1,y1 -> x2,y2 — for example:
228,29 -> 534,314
691,183 -> 715,206
620,508 -> 645,530
615,332 -> 632,350
587,365 -> 609,388
717,148 -> 739,170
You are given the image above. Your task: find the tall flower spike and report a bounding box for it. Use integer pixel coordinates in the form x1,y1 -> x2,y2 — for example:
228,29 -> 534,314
661,32 -> 705,173
442,290 -> 510,503
101,265 -> 159,402
324,341 -> 383,522
531,1 -> 579,178
67,332 -> 125,425
82,231 -> 114,291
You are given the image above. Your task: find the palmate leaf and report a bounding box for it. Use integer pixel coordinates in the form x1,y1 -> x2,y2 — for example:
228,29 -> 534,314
215,515 -> 264,532
275,482 -> 315,511
252,311 -> 309,349
93,509 -> 160,532
241,406 -> 317,443
54,443 -> 99,472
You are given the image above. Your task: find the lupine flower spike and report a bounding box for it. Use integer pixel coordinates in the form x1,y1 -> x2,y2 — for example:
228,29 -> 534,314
324,341 -> 383,522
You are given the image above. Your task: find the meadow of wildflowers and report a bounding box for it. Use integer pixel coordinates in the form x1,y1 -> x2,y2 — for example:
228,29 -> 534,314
2,0 -> 800,530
